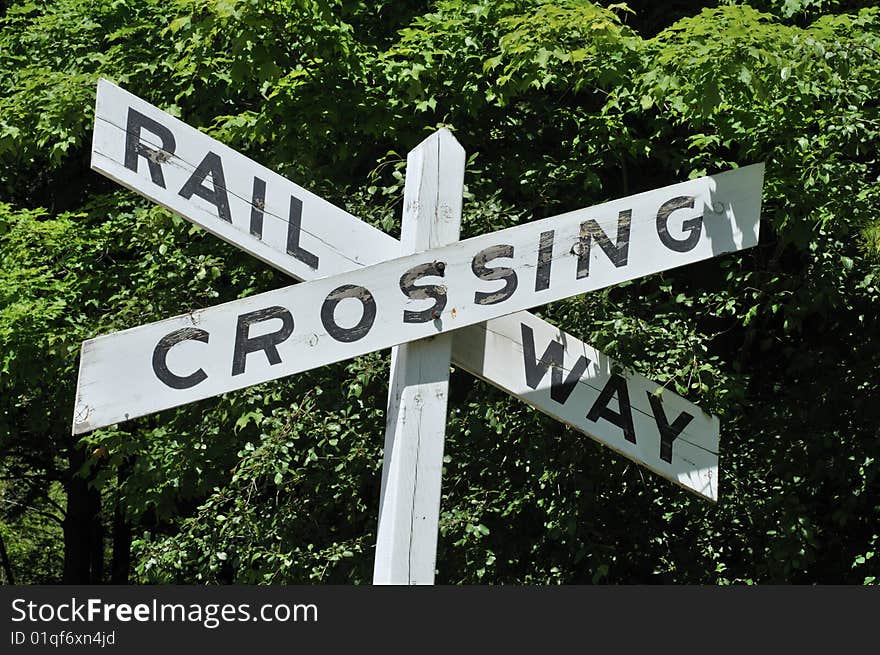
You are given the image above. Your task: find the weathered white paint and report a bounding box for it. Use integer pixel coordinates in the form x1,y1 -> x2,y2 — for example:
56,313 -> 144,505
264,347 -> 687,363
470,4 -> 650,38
452,316 -> 719,500
82,80 -> 754,498
73,162 -> 762,442
91,78 -> 401,280
374,129 -> 464,585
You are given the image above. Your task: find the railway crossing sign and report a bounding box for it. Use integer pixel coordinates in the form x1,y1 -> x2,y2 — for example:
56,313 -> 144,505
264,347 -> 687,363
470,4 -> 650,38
75,79 -> 764,583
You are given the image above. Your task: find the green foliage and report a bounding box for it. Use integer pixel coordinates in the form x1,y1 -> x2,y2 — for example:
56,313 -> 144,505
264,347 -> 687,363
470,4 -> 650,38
1,0 -> 879,584
0,480 -> 64,584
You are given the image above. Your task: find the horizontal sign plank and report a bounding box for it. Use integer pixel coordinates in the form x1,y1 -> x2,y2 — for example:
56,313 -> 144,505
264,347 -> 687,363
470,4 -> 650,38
74,162 -> 762,453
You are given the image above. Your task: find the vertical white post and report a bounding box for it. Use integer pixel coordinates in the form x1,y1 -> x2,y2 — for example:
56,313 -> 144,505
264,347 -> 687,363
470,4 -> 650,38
372,128 -> 465,585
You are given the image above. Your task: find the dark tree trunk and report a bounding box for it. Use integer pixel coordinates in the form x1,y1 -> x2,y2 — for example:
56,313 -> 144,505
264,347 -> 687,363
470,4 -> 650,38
62,447 -> 103,583
110,461 -> 133,584
110,510 -> 131,583
0,531 -> 14,584
90,499 -> 104,582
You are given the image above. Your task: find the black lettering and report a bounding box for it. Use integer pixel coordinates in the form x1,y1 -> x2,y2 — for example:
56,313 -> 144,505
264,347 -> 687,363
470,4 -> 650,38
472,244 -> 518,305
535,230 -> 554,292
576,210 -> 631,279
249,176 -> 267,238
321,284 -> 376,342
178,151 -> 232,223
586,374 -> 636,444
647,393 -> 695,463
400,261 -> 447,323
124,107 -> 176,188
656,196 -> 702,253
231,306 -> 294,376
286,195 -> 320,269
521,323 -> 589,405
152,327 -> 209,389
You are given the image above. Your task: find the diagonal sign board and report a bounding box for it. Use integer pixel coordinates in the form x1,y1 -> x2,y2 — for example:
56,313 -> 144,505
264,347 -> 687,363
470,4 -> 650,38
91,81 -> 401,280
75,164 -> 762,429
81,79 -> 764,499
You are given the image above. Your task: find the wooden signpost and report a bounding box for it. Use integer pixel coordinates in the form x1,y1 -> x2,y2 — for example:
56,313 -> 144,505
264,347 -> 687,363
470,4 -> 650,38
374,129 -> 464,585
75,79 -> 765,584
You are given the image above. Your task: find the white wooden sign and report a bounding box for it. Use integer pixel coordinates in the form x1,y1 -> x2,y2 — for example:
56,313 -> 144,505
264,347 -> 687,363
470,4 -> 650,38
74,162 -> 762,432
79,80 -> 764,501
